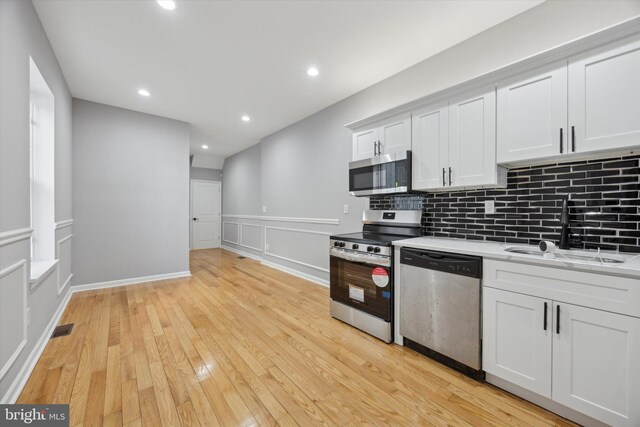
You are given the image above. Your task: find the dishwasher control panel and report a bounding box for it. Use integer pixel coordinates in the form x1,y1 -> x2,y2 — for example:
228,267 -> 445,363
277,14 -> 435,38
400,248 -> 481,279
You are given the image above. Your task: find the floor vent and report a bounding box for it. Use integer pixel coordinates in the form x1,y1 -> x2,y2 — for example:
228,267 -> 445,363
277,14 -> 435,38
51,324 -> 73,339
238,256 -> 246,259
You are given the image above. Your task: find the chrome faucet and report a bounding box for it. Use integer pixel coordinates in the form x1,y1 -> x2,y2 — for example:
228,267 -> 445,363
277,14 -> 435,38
558,195 -> 571,250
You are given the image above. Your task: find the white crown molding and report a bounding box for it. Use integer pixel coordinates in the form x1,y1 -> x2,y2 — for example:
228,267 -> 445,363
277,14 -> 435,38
0,228 -> 33,247
55,219 -> 74,230
222,214 -> 339,226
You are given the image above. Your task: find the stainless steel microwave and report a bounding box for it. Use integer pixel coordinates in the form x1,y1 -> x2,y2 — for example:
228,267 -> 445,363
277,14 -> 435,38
348,151 -> 411,196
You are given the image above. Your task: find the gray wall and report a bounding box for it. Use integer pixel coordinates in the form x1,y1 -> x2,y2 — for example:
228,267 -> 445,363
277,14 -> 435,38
0,0 -> 73,402
72,99 -> 190,285
222,0 -> 640,283
190,167 -> 222,182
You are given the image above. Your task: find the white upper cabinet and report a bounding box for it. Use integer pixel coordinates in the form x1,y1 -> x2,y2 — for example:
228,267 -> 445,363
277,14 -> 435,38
351,114 -> 410,161
378,114 -> 411,156
497,61 -> 568,163
411,101 -> 448,190
449,87 -> 499,188
569,36 -> 640,153
553,302 -> 640,427
483,287 -> 552,398
352,127 -> 378,161
411,87 -> 505,191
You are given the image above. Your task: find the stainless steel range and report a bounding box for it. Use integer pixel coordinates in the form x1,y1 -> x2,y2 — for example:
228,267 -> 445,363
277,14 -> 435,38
329,210 -> 422,342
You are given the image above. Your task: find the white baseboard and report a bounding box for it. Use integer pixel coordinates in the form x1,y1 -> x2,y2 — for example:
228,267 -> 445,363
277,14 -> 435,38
221,245 -> 264,262
1,287 -> 73,403
222,245 -> 328,287
260,260 -> 329,287
71,271 -> 191,292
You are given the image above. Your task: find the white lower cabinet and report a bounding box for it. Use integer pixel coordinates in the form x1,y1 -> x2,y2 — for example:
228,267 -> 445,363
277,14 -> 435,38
553,302 -> 640,427
483,285 -> 640,426
482,287 -> 552,398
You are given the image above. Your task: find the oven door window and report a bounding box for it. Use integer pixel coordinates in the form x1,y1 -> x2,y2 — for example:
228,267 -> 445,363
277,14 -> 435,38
330,256 -> 392,321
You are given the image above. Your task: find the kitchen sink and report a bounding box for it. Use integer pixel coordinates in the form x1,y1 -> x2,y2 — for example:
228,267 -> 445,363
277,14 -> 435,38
503,246 -> 626,264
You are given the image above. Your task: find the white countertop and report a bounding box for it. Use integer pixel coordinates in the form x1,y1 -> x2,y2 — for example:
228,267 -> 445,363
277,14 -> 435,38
393,237 -> 640,279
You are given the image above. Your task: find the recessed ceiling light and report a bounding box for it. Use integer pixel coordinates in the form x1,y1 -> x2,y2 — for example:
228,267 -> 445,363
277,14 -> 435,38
306,67 -> 319,77
157,0 -> 176,11
138,88 -> 150,97
202,145 -> 208,149
241,115 -> 251,122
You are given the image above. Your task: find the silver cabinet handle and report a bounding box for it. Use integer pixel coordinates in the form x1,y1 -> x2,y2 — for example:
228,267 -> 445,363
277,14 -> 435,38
448,167 -> 452,186
373,140 -> 378,156
378,141 -> 382,155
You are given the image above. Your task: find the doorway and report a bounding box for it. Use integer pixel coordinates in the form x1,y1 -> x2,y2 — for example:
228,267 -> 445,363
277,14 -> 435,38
190,180 -> 221,249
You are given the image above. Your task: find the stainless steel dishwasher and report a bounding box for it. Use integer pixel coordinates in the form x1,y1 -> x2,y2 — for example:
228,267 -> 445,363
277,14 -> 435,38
399,247 -> 483,378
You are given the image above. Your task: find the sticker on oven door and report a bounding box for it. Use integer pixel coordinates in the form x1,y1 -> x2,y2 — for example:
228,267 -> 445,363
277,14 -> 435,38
348,285 -> 365,302
371,267 -> 389,287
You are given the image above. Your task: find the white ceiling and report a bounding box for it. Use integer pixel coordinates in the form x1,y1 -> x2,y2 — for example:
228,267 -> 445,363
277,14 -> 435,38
33,0 -> 543,158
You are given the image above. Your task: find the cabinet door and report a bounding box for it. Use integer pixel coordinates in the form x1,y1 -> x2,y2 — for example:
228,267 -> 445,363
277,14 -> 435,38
552,302 -> 640,427
497,61 -> 568,163
379,114 -> 411,155
411,102 -> 448,190
352,127 -> 378,161
483,287 -> 552,398
569,36 -> 640,153
449,86 -> 497,188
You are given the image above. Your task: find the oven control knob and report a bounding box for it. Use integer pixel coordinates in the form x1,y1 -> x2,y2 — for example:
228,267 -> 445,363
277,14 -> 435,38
333,241 -> 340,247
339,242 -> 346,247
352,244 -> 359,250
373,247 -> 381,253
367,246 -> 374,252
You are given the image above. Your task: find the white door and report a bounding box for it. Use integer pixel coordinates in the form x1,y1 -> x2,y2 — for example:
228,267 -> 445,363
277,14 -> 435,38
190,180 -> 221,249
378,114 -> 411,156
483,287 -> 552,398
352,127 -> 378,161
497,60 -> 568,163
449,86 -> 497,188
411,101 -> 449,190
569,36 -> 640,153
552,302 -> 640,427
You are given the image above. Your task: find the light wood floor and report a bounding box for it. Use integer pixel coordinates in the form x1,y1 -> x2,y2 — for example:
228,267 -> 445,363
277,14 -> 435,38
18,248 -> 575,426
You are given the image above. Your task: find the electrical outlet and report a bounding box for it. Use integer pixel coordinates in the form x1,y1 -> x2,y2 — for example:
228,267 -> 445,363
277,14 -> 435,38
262,205 -> 267,213
485,200 -> 495,214
343,204 -> 349,214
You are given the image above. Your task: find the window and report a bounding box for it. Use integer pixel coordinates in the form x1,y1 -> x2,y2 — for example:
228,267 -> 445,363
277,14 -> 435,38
29,57 -> 56,283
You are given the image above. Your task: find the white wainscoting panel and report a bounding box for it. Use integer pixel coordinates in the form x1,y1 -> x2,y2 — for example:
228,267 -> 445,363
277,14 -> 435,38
264,226 -> 330,273
240,223 -> 263,252
56,234 -> 73,295
0,260 -> 28,380
222,221 -> 240,245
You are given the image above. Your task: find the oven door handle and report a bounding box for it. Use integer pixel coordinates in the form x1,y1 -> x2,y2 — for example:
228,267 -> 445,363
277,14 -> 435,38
330,248 -> 391,267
